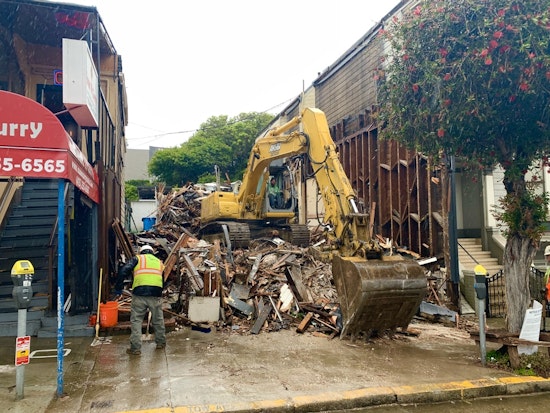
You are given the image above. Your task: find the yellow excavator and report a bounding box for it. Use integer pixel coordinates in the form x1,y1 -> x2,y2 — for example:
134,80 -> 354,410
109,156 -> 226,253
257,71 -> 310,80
200,108 -> 426,337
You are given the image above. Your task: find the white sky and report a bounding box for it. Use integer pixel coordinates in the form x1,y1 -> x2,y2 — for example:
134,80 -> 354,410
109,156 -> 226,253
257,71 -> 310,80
57,1 -> 402,149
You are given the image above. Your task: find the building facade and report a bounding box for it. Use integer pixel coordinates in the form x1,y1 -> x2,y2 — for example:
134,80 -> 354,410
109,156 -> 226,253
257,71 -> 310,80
0,0 -> 127,333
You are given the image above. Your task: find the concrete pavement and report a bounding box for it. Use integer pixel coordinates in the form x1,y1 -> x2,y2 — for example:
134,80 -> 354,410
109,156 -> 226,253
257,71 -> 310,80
2,321 -> 550,413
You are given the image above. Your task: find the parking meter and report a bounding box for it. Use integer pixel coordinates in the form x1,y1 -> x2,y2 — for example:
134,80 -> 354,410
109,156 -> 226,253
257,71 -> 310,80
473,264 -> 487,300
11,260 -> 34,309
473,264 -> 488,365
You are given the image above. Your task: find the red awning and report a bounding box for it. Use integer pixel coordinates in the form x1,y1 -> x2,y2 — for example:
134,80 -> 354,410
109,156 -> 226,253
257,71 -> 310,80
0,90 -> 99,203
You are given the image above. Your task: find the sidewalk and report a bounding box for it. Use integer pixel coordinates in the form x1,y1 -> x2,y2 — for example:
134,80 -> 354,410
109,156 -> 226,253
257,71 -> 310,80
2,321 -> 550,413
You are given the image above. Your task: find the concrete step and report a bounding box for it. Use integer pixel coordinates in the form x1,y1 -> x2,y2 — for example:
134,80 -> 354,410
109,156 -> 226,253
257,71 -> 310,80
0,319 -> 42,336
40,313 -> 91,328
37,324 -> 95,338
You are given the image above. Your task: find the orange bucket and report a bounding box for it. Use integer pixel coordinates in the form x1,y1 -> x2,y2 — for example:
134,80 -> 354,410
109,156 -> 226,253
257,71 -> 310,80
99,301 -> 119,327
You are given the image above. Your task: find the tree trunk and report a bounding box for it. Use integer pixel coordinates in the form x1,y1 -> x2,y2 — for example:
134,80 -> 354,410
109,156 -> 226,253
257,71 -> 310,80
440,159 -> 458,306
504,235 -> 538,334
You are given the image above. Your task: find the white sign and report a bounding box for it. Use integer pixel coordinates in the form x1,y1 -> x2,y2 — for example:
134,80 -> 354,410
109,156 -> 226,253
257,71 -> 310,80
518,300 -> 542,355
62,38 -> 99,127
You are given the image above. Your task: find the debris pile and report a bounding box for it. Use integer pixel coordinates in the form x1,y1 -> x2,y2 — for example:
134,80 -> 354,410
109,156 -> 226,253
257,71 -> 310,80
116,184 -> 441,337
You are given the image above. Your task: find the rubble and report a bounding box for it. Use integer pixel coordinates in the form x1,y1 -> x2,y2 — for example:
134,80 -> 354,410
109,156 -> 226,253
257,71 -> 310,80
115,184 -> 445,338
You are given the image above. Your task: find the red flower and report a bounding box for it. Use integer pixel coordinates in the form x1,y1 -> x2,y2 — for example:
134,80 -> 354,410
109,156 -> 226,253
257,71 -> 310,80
443,73 -> 451,81
500,45 -> 511,53
493,31 -> 504,39
437,128 -> 445,138
519,82 -> 529,91
480,49 -> 489,57
412,84 -> 419,93
413,6 -> 421,16
489,40 -> 498,50
485,57 -> 493,65
443,99 -> 452,107
497,9 -> 506,17
439,48 -> 448,57
509,95 -> 516,103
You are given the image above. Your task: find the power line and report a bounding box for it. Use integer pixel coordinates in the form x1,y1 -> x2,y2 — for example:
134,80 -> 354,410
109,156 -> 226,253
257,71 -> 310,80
126,99 -> 292,143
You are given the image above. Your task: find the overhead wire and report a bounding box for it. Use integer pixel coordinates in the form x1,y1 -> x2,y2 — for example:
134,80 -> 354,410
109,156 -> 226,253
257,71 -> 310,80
126,98 -> 294,147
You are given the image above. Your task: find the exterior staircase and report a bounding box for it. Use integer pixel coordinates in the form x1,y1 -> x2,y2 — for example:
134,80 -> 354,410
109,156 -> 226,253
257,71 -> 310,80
0,179 -> 57,336
458,238 -> 505,317
458,238 -> 502,275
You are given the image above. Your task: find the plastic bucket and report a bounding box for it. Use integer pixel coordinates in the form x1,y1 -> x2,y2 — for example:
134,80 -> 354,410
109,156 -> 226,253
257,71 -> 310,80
99,301 -> 119,327
142,217 -> 156,230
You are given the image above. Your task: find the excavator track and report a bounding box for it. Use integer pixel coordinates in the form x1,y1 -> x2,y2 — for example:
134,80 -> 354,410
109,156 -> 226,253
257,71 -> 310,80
247,223 -> 310,247
199,221 -> 251,249
199,222 -> 310,248
283,224 -> 310,247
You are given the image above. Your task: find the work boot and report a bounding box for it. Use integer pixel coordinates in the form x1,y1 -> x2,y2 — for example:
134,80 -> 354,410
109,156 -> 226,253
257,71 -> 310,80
126,348 -> 141,355
155,343 -> 165,350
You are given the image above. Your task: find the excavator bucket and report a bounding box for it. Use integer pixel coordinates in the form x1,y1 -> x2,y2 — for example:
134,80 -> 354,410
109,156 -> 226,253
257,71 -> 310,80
332,255 -> 426,337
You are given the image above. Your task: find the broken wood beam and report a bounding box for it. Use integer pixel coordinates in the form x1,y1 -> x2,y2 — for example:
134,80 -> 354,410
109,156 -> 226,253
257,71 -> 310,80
296,312 -> 313,334
181,252 -> 204,291
163,232 -> 190,281
250,299 -> 272,334
247,253 -> 262,284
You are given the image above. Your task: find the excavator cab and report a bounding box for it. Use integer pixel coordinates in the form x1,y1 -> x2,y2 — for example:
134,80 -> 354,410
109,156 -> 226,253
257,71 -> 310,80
265,161 -> 296,213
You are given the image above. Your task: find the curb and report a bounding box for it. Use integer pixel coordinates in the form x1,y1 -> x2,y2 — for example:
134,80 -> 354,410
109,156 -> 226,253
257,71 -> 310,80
118,376 -> 550,413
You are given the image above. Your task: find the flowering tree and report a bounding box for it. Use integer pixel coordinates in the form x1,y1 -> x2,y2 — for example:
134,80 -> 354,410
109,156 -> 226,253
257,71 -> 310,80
379,0 -> 550,333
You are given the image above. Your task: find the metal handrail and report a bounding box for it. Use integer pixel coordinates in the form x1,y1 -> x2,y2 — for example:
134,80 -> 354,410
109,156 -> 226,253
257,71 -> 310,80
457,240 -> 480,265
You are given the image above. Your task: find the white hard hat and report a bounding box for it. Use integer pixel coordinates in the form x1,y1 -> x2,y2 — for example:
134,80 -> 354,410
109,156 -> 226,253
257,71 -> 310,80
139,245 -> 154,254
545,245 -> 550,256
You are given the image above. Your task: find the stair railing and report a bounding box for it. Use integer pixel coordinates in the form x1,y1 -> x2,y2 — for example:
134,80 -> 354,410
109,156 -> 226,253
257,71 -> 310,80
457,240 -> 480,265
0,177 -> 23,229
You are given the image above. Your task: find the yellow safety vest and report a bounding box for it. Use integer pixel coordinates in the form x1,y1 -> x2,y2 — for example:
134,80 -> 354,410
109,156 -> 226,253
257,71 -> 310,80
132,254 -> 163,289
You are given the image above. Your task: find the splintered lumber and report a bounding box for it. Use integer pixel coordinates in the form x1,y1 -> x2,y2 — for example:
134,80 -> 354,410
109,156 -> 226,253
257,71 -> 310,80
182,252 -> 204,291
271,253 -> 294,270
296,312 -> 314,333
112,218 -> 134,258
163,233 -> 190,281
247,253 -> 262,284
268,295 -> 284,323
285,265 -> 309,302
310,313 -> 339,333
250,299 -> 273,334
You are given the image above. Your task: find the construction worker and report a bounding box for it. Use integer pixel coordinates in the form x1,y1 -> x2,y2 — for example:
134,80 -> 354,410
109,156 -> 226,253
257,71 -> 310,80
268,177 -> 282,208
116,244 -> 166,355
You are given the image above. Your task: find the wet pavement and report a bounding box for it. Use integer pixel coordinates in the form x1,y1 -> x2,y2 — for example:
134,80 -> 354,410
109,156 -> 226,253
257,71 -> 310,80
2,320 -> 550,413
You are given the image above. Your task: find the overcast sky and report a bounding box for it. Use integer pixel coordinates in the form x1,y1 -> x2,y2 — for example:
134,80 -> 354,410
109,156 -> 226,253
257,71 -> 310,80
57,1 -> 401,149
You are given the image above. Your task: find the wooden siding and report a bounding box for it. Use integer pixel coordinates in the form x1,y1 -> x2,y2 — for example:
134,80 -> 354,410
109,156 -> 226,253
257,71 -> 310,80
316,34 -> 384,127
